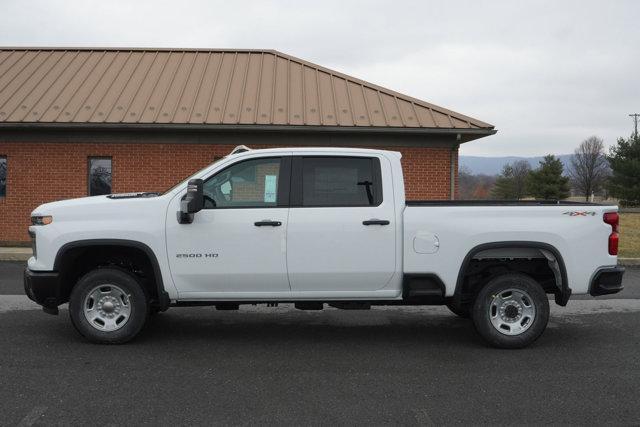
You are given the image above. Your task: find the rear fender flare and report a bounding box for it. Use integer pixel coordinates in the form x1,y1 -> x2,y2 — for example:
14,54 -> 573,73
453,241 -> 570,306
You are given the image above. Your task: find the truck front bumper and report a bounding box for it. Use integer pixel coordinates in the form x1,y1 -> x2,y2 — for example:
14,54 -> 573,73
24,268 -> 62,314
589,266 -> 625,296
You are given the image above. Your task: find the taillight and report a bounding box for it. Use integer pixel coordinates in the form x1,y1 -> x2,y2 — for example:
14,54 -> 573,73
603,212 -> 619,255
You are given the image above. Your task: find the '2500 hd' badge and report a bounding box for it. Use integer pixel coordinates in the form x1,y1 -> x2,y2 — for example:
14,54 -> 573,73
176,253 -> 219,258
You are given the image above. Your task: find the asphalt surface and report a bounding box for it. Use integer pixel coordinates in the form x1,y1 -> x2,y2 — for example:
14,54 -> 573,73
1,261 -> 639,425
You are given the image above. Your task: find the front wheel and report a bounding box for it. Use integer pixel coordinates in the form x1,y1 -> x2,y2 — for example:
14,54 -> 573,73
471,273 -> 549,349
69,268 -> 149,344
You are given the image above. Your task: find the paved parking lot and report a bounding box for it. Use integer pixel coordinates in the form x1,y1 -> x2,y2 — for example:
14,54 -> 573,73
1,261 -> 639,425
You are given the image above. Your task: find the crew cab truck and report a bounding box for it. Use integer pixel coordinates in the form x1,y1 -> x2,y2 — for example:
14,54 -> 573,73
24,146 -> 625,348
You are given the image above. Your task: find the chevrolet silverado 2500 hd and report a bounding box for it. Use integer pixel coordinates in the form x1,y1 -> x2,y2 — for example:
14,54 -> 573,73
24,146 -> 625,348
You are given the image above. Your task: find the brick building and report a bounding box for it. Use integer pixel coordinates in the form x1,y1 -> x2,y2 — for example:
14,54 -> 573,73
0,48 -> 495,244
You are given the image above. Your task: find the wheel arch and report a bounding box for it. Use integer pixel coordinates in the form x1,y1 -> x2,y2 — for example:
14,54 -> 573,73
54,239 -> 170,310
454,241 -> 570,307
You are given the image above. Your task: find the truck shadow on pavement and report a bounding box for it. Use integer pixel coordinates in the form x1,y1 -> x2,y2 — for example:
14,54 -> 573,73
139,309 -> 482,346
5,306 -> 621,352
128,307 -> 604,351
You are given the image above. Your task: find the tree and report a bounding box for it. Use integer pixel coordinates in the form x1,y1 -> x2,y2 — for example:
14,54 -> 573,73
607,133 -> 640,206
568,136 -> 609,201
492,160 -> 531,199
458,165 -> 476,199
527,154 -> 570,200
510,160 -> 531,199
458,166 -> 497,200
492,164 -> 516,199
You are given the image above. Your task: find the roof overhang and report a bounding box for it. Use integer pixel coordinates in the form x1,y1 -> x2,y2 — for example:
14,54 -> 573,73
0,122 -> 496,144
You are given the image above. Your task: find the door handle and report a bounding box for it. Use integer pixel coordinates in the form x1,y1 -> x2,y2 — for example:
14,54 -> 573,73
254,220 -> 282,227
362,219 -> 390,226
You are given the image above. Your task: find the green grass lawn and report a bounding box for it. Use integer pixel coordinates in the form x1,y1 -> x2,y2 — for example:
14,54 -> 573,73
620,213 -> 640,258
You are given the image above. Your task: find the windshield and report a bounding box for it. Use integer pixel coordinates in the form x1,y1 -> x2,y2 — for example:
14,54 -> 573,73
162,156 -> 227,195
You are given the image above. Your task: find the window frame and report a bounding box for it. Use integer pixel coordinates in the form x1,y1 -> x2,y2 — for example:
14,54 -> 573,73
0,155 -> 6,198
201,156 -> 291,209
290,156 -> 383,208
87,156 -> 113,196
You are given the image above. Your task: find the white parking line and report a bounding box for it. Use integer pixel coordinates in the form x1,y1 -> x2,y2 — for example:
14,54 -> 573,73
0,296 -> 44,313
17,406 -> 47,427
413,408 -> 436,426
2,295 -> 640,315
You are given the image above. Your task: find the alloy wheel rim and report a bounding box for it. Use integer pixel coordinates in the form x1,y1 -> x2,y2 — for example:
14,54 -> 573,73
488,288 -> 536,336
83,284 -> 132,331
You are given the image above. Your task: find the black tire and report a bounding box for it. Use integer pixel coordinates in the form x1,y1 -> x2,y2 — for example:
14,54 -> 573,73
471,273 -> 549,349
446,301 -> 471,318
69,268 -> 148,344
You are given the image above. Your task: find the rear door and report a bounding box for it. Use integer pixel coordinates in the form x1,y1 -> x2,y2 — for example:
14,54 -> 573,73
286,154 -> 397,294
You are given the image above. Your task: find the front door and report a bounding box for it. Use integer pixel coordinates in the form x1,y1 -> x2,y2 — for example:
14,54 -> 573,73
286,155 -> 397,295
166,156 -> 291,299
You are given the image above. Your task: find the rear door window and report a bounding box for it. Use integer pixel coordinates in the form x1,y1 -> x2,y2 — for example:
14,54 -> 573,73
298,157 -> 382,207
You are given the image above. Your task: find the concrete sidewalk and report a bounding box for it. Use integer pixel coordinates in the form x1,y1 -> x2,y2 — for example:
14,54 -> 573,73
1,246 -> 639,265
0,247 -> 32,261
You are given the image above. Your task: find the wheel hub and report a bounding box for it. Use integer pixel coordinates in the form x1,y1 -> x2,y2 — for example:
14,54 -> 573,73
83,284 -> 132,331
98,297 -> 120,316
501,301 -> 522,322
489,288 -> 536,336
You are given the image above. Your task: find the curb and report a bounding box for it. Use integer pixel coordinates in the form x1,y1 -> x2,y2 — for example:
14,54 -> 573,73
0,248 -> 32,262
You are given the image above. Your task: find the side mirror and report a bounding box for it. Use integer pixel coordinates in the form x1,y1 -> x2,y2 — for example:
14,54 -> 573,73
178,179 -> 203,224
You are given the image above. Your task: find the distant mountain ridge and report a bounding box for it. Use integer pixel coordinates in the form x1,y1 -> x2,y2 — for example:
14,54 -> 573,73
459,154 -> 573,175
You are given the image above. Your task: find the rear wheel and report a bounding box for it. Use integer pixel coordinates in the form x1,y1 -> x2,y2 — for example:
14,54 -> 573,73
471,273 -> 549,349
69,268 -> 148,344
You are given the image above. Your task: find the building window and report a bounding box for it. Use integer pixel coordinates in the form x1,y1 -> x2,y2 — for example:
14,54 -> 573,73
0,156 -> 6,197
88,157 -> 112,196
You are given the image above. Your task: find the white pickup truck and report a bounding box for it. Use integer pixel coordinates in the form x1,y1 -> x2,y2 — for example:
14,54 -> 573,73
24,146 -> 625,348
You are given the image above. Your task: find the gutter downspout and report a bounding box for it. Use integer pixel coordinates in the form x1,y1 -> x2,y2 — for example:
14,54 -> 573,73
450,135 -> 461,200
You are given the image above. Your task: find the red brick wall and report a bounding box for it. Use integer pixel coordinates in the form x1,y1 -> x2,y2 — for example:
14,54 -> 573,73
0,142 -> 456,244
398,146 -> 456,200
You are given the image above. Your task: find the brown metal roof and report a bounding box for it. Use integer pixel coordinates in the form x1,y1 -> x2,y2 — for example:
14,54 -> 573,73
0,48 -> 494,131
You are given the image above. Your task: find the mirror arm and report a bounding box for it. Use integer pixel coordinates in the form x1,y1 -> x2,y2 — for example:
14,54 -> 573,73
177,210 -> 194,224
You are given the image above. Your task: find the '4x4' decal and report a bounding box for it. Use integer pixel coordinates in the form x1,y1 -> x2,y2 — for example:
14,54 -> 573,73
563,211 -> 596,216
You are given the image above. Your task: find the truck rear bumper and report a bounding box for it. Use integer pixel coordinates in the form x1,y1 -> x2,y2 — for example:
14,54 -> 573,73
589,266 -> 625,296
24,268 -> 61,314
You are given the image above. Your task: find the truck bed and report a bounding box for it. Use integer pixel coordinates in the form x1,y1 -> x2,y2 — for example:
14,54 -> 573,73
402,202 -> 618,297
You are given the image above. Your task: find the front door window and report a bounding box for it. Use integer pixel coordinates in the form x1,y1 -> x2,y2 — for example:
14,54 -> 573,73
203,157 -> 282,208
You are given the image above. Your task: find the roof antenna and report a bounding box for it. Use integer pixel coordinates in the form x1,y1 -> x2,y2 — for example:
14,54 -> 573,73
230,145 -> 251,155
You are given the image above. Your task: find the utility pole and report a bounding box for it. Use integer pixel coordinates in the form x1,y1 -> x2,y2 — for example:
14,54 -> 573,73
631,113 -> 640,139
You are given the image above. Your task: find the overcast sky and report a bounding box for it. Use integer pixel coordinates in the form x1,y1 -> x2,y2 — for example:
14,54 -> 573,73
1,0 -> 638,156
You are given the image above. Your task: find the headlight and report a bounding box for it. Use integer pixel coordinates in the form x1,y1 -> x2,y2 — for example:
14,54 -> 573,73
31,215 -> 53,225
